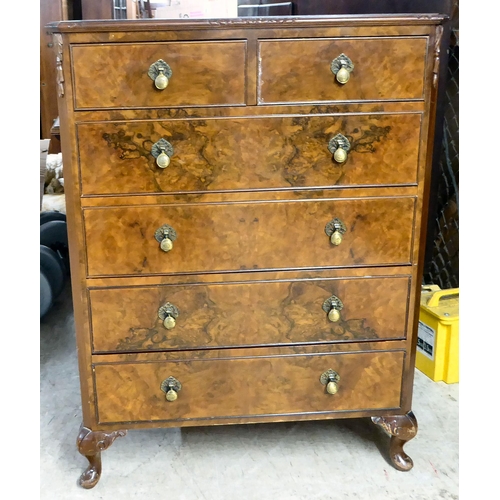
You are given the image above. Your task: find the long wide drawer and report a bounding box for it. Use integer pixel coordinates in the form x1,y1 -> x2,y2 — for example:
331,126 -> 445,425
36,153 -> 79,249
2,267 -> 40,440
90,275 -> 411,352
77,113 -> 421,195
94,350 -> 405,424
71,41 -> 246,109
259,37 -> 427,103
83,197 -> 415,277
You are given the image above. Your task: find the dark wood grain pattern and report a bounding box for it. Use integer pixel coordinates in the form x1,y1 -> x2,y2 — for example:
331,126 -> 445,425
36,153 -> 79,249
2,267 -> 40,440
71,41 -> 246,109
94,350 -> 404,423
90,276 -> 410,352
77,113 -> 421,195
259,37 -> 427,103
83,197 -> 415,276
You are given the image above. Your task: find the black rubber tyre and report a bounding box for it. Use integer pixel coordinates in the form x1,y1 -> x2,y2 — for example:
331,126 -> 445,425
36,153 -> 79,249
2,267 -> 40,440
40,220 -> 68,249
40,245 -> 65,299
40,270 -> 53,318
40,211 -> 66,226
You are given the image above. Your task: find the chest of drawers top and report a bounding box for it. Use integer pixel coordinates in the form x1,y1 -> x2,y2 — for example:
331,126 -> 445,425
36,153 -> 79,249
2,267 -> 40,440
53,15 -> 443,110
53,15 -> 443,204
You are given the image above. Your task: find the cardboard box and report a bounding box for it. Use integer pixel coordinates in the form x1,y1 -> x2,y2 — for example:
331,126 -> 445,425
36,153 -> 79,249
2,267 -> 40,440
153,0 -> 238,19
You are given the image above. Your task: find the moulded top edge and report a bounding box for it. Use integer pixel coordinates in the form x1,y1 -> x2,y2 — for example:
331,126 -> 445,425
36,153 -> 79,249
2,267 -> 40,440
46,14 -> 448,33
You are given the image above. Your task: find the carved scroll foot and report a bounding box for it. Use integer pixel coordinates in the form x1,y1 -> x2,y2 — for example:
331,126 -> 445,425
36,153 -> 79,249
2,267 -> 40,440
76,425 -> 127,489
371,411 -> 418,471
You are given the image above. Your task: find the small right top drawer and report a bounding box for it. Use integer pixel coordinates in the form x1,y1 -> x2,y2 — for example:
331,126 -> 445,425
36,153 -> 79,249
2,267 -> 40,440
258,37 -> 427,104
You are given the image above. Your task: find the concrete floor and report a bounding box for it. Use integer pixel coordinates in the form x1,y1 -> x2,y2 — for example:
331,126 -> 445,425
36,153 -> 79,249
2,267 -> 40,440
40,281 -> 459,499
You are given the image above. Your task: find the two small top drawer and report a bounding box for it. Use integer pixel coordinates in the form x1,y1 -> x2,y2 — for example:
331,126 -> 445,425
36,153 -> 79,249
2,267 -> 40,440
71,36 -> 427,109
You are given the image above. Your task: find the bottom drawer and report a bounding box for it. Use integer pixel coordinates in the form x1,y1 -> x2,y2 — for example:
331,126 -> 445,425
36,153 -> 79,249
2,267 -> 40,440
94,350 -> 404,424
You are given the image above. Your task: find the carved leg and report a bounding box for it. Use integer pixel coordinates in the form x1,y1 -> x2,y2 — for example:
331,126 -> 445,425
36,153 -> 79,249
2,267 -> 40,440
76,425 -> 127,489
371,411 -> 418,471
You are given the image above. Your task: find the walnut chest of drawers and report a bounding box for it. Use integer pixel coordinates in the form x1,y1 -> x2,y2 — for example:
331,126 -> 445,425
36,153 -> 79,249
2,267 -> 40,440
49,14 -> 445,488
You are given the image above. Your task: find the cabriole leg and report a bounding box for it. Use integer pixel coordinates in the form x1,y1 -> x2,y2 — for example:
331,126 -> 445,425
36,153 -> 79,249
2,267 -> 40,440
372,411 -> 418,471
76,425 -> 127,488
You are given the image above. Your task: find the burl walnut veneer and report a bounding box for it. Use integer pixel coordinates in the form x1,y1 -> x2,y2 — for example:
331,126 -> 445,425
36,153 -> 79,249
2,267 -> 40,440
48,14 -> 445,488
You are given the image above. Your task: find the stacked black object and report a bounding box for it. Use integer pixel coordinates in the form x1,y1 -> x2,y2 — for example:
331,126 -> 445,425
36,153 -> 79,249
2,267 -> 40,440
40,212 -> 69,318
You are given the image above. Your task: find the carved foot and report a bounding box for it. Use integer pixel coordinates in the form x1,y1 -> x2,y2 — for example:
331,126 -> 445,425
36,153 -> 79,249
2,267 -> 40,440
76,425 -> 127,489
371,411 -> 418,471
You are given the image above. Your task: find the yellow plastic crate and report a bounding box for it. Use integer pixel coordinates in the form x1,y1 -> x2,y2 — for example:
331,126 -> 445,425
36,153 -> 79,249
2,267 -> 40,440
415,285 -> 459,383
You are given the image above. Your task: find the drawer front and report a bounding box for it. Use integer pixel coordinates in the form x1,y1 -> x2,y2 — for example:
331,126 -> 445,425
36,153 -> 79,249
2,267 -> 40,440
71,42 -> 246,109
90,276 -> 410,352
259,37 -> 427,103
94,351 -> 405,423
77,113 -> 421,195
84,197 -> 415,277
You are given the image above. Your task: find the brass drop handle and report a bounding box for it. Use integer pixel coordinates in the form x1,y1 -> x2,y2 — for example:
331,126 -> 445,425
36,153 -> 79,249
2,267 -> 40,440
160,376 -> 182,402
158,302 -> 179,330
151,138 -> 174,169
325,218 -> 347,246
328,134 -> 351,164
320,369 -> 341,395
155,224 -> 177,252
330,53 -> 354,84
322,295 -> 344,323
148,59 -> 173,90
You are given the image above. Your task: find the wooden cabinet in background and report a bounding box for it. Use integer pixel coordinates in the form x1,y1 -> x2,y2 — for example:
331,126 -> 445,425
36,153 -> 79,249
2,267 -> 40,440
40,0 -> 68,152
41,1 -> 136,153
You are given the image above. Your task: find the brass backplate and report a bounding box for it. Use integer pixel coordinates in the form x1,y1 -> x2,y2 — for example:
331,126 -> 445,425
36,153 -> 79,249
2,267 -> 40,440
160,376 -> 182,394
330,54 -> 354,76
148,59 -> 173,81
328,134 -> 351,155
158,302 -> 180,321
320,369 -> 341,385
324,218 -> 347,238
154,224 -> 177,243
151,138 -> 174,159
322,295 -> 344,314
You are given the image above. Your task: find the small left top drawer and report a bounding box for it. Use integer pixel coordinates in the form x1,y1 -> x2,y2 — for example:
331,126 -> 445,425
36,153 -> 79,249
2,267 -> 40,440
71,41 -> 247,109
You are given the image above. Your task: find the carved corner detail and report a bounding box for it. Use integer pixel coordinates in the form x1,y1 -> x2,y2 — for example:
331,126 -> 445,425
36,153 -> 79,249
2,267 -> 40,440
372,411 -> 418,471
432,25 -> 444,88
54,33 -> 64,97
208,17 -> 300,26
76,425 -> 127,489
